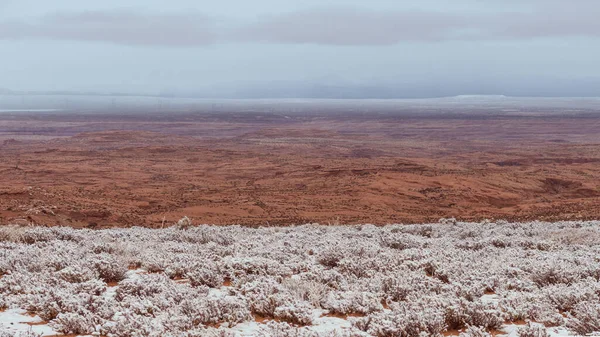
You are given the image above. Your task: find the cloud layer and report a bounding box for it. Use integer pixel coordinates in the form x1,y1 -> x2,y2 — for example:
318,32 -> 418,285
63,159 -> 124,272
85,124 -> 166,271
1,3 -> 599,47
0,10 -> 216,46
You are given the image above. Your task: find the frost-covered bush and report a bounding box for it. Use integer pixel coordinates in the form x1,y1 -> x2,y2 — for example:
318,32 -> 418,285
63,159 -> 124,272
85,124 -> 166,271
57,265 -> 96,283
0,221 -> 599,336
50,312 -> 96,334
544,282 -> 599,312
273,299 -> 314,326
180,296 -> 252,326
87,253 -> 127,283
499,293 -> 563,326
518,323 -> 549,337
567,301 -> 600,335
0,331 -> 43,337
18,227 -> 56,244
187,262 -> 223,288
115,273 -> 171,301
177,216 -> 193,230
353,302 -> 446,336
380,233 -> 419,250
282,278 -> 329,307
317,247 -> 345,268
444,300 -> 504,331
459,325 -> 492,337
322,291 -> 382,315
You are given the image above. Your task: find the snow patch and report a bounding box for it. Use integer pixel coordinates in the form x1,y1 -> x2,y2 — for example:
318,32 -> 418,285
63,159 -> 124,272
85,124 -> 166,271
0,309 -> 58,336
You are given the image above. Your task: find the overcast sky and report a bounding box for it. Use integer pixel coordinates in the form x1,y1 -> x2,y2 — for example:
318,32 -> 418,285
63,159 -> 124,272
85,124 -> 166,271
0,0 -> 599,97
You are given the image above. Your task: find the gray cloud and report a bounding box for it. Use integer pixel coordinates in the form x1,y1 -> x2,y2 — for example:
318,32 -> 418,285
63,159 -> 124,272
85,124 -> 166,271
0,3 -> 599,47
232,8 -> 475,45
0,10 -> 217,46
237,4 -> 600,45
490,2 -> 600,39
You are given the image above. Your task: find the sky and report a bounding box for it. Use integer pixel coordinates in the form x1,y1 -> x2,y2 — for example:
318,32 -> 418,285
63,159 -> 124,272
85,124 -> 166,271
0,0 -> 599,98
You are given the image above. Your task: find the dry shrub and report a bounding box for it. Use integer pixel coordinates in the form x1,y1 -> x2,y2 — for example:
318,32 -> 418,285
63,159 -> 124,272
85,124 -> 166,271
88,253 -> 127,283
282,278 -> 329,307
458,325 -> 492,337
517,323 -> 549,337
567,301 -> 600,335
273,300 -> 314,326
445,300 -> 504,331
50,312 -> 95,334
0,221 -> 599,336
353,305 -> 446,337
187,263 -> 224,288
317,247 -> 345,268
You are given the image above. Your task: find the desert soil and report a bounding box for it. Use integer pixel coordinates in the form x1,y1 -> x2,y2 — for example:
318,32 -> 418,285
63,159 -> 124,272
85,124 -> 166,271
1,106 -> 600,227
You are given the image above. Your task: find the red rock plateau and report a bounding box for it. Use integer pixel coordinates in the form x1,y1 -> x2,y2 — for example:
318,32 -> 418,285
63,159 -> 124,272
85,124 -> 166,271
1,100 -> 600,227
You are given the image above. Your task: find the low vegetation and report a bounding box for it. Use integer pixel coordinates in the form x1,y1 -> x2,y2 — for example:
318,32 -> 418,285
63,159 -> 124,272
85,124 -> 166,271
0,220 -> 599,336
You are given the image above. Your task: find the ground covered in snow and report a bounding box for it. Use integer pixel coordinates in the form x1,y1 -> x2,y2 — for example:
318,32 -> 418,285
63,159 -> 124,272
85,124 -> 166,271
1,220 -> 600,337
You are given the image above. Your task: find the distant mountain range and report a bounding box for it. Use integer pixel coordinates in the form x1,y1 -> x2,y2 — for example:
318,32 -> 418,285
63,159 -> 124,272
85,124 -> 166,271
2,77 -> 600,99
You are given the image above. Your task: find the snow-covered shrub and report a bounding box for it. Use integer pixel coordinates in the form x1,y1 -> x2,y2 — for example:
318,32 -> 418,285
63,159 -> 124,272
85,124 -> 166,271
238,277 -> 281,317
544,282 -> 599,312
87,253 -> 127,283
567,301 -> 600,335
439,217 -> 458,225
400,224 -> 434,238
282,278 -> 329,307
18,227 -> 56,244
177,216 -> 193,230
299,269 -> 345,290
257,322 -> 319,337
458,325 -> 491,337
0,220 -> 599,336
317,247 -> 345,268
422,261 -> 450,283
380,233 -> 418,250
517,323 -> 549,337
180,296 -> 251,326
100,311 -> 158,337
322,291 -> 383,315
115,273 -> 169,301
57,265 -> 96,283
353,303 -> 446,337
187,262 -> 223,288
1,331 -> 43,337
0,225 -> 22,242
381,276 -> 414,302
273,299 -> 314,326
499,293 -> 563,326
444,300 -> 504,331
530,264 -> 578,287
50,312 -> 96,334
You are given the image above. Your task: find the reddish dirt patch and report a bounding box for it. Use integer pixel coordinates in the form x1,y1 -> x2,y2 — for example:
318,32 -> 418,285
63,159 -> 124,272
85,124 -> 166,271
506,320 -> 529,325
321,311 -> 366,319
253,314 -> 281,324
2,110 -> 600,227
